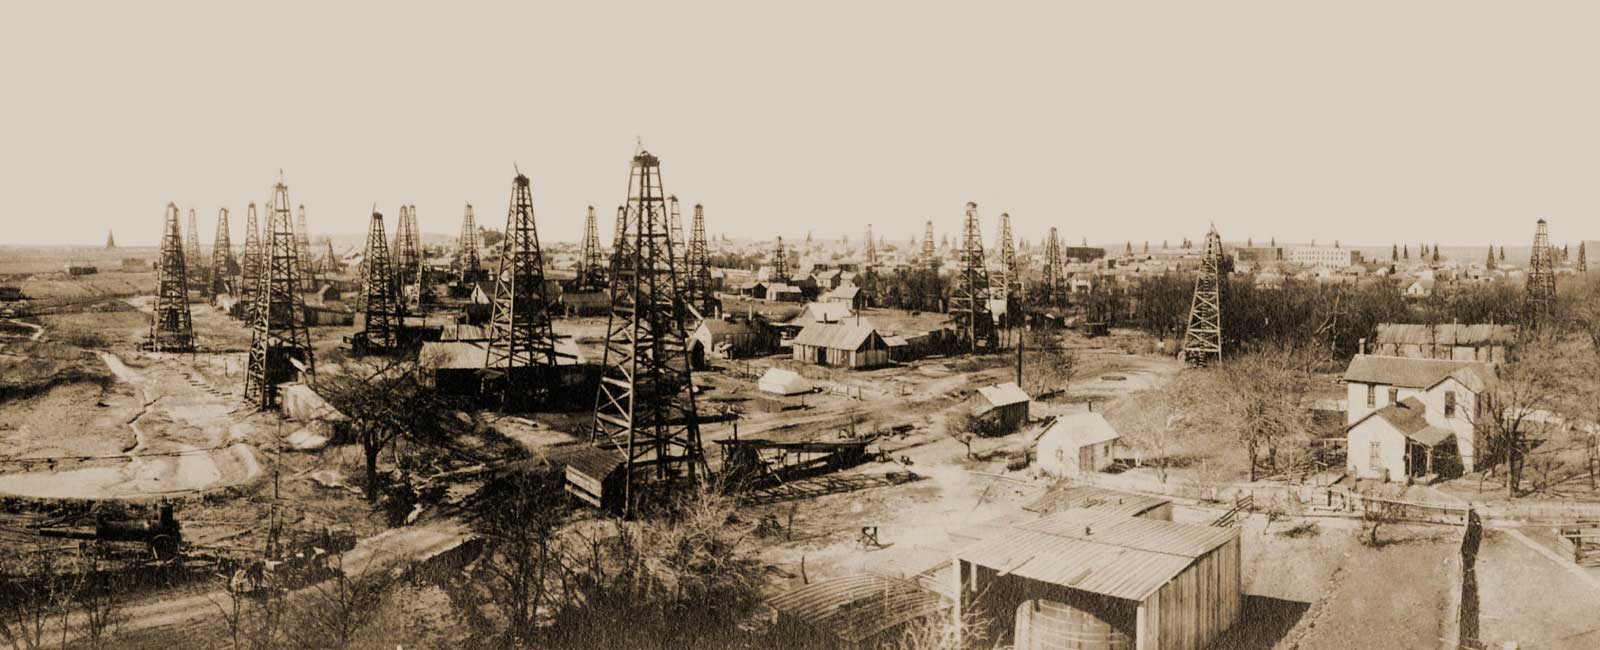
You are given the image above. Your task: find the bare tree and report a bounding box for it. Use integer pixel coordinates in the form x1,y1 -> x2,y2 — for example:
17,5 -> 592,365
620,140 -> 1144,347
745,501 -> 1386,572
319,353 -> 463,500
1119,389 -> 1178,483
1170,344 -> 1318,481
71,550 -> 126,650
466,469 -> 569,647
283,554 -> 394,650
0,553 -> 76,650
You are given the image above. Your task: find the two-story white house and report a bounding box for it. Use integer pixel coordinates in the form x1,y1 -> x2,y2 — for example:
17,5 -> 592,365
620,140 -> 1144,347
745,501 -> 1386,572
1343,355 -> 1495,482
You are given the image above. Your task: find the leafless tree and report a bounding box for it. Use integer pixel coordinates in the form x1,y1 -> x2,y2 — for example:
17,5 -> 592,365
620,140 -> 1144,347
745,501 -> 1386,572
0,552 -> 76,650
283,553 -> 394,650
466,469 -> 569,647
71,550 -> 126,650
1467,335 -> 1567,497
319,352 -> 463,500
1119,389 -> 1178,483
1169,344 -> 1318,481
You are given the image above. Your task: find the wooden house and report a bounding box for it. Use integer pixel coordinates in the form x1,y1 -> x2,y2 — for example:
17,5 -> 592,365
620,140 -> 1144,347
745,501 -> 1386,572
791,322 -> 890,369
971,382 -> 1030,433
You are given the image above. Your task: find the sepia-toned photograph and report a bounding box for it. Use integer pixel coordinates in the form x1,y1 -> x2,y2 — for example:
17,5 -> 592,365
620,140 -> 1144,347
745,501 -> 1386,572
3,2 -> 1599,648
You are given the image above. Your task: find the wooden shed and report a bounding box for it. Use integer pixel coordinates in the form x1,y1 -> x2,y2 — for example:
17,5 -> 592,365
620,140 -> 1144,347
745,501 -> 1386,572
1035,412 -> 1121,477
954,508 -> 1242,650
971,382 -> 1031,433
791,322 -> 890,369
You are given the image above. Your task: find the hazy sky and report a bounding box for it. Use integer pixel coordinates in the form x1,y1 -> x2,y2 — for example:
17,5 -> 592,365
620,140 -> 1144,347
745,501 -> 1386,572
4,1 -> 1600,248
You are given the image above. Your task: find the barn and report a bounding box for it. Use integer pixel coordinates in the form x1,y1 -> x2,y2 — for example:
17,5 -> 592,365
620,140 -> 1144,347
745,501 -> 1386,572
954,508 -> 1242,650
1035,412 -> 1121,477
791,322 -> 890,369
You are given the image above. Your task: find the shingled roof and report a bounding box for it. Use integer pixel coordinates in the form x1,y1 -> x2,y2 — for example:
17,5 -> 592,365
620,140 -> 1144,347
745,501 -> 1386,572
1350,396 -> 1456,446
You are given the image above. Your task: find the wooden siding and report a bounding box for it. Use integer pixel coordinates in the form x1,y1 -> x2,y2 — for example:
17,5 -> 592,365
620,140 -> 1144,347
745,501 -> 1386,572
1136,536 -> 1241,650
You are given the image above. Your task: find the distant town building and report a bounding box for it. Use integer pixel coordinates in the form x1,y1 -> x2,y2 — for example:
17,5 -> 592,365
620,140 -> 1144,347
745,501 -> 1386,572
1232,246 -> 1283,263
1288,246 -> 1362,269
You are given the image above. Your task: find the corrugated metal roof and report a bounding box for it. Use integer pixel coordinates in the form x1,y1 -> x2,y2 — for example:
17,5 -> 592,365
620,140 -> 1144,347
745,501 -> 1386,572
1037,412 -> 1120,448
1375,323 -> 1516,346
1021,485 -> 1168,517
1342,355 -> 1492,390
958,508 -> 1237,601
768,574 -> 948,644
792,322 -> 879,350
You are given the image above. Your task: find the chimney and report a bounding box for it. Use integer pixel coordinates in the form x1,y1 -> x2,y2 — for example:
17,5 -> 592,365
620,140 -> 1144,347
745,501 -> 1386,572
1358,337 -> 1367,355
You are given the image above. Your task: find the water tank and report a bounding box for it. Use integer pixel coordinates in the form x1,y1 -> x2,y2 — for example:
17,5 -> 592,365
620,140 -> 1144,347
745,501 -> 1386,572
1014,599 -> 1133,650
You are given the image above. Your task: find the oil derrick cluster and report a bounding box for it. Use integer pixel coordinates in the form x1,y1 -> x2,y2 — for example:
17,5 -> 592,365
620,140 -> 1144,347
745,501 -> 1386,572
1525,218 -> 1557,327
591,150 -> 706,516
244,178 -> 314,409
483,173 -> 563,411
575,205 -> 607,292
148,203 -> 195,352
210,207 -> 237,298
392,204 -> 421,298
952,202 -> 996,352
358,209 -> 400,354
1180,226 -> 1225,366
456,203 -> 484,283
685,203 -> 716,318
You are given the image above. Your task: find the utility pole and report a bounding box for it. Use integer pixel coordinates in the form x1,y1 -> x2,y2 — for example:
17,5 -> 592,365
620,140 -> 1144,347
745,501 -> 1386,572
1180,226 -> 1225,366
591,150 -> 707,517
952,202 -> 996,353
483,172 -> 561,411
150,203 -> 195,352
244,177 -> 314,409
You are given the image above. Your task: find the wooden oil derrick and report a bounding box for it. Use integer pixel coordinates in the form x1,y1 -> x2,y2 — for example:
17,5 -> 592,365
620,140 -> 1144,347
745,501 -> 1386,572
992,212 -> 1021,328
358,210 -> 399,354
591,150 -> 707,516
321,238 -> 340,274
1526,218 -> 1557,327
922,220 -> 936,260
669,195 -> 687,285
483,172 -> 562,410
864,223 -> 877,265
771,236 -> 790,282
184,207 -> 205,282
1181,226 -> 1225,366
150,203 -> 195,352
295,205 -> 317,290
1041,226 -> 1065,307
392,204 -> 420,295
685,202 -> 716,318
239,202 -> 263,323
105,230 -> 116,249
575,205 -> 607,292
455,203 -> 483,282
210,207 -> 237,298
952,202 -> 996,352
244,179 -> 314,409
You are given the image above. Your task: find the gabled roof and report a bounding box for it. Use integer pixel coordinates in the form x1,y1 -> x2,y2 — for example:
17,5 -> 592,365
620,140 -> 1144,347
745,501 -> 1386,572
1039,412 -> 1121,447
823,285 -> 861,300
796,301 -> 856,323
1343,355 -> 1493,390
958,508 -> 1238,601
1349,397 -> 1457,447
792,322 -> 880,350
975,382 -> 1030,409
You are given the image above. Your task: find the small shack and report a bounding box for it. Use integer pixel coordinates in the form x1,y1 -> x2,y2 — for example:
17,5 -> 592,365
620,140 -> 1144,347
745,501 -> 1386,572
1035,412 -> 1121,477
690,318 -> 777,365
791,322 -> 890,369
971,382 -> 1030,433
758,367 -> 813,396
954,508 -> 1242,650
557,446 -> 627,512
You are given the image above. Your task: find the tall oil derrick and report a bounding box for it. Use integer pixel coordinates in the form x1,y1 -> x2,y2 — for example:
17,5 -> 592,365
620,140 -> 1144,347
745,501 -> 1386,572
668,195 -> 687,285
591,150 -> 707,516
483,173 -> 561,411
922,221 -> 936,260
208,208 -> 237,298
184,207 -> 206,283
920,220 -> 940,311
1180,226 -> 1225,366
295,205 -> 317,290
106,230 -> 116,249
575,205 -> 607,292
244,179 -> 314,409
771,236 -> 790,282
685,202 -> 715,317
1525,218 -> 1557,327
1041,227 -> 1065,307
456,203 -> 483,282
951,202 -> 996,352
864,224 -> 877,265
412,204 -> 437,311
150,203 -> 195,352
240,202 -> 264,323
358,210 -> 399,353
992,212 -> 1020,300
392,204 -> 420,290
321,239 -> 339,274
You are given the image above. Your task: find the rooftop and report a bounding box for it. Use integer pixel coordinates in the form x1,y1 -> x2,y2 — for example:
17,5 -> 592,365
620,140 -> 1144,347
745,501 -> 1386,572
1343,355 -> 1494,390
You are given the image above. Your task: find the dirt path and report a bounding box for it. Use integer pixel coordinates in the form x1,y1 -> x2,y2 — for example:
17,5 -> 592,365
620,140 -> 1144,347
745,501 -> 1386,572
0,351 -> 259,499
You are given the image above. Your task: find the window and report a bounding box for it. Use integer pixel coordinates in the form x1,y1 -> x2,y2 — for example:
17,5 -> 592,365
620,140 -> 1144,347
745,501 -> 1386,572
1444,391 -> 1457,418
1388,387 -> 1399,404
1370,441 -> 1382,471
1366,385 -> 1376,408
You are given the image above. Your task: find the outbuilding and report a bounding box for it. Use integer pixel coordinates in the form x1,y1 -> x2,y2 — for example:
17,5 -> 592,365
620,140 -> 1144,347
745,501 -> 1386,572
1035,412 -> 1121,477
791,322 -> 890,369
954,508 -> 1242,650
757,367 -> 813,396
971,382 -> 1030,433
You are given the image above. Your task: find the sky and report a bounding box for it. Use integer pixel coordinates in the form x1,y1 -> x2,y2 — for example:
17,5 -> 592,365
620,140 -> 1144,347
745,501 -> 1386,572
4,1 -> 1600,248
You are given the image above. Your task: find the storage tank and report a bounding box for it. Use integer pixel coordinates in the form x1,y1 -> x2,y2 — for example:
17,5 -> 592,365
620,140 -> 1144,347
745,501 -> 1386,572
1014,599 -> 1133,650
